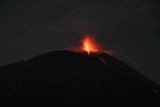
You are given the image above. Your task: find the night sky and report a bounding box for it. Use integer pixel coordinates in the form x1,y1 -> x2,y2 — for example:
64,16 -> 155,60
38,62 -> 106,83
0,0 -> 160,84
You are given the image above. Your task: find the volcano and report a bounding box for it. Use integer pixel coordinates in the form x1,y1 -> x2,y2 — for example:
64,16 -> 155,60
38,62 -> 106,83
0,50 -> 160,107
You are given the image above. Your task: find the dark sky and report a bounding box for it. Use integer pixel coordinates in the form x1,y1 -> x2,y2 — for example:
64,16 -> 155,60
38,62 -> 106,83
0,0 -> 160,84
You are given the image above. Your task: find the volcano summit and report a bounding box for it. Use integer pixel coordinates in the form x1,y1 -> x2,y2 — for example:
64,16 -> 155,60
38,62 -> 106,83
0,50 -> 160,107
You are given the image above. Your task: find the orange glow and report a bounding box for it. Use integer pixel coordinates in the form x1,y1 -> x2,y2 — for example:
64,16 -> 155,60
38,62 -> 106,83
81,35 -> 100,55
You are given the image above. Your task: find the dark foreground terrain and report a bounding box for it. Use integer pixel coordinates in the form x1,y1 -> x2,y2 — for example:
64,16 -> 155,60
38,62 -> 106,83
0,50 -> 160,107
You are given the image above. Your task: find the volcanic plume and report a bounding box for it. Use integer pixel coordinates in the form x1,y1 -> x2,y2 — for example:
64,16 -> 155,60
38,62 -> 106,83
0,36 -> 160,107
81,35 -> 100,54
70,34 -> 112,56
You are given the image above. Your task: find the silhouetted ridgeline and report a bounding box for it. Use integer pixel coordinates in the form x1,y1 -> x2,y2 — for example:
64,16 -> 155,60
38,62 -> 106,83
0,50 -> 160,107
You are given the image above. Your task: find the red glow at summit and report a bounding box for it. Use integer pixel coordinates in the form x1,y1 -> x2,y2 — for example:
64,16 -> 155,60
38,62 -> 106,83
81,35 -> 101,55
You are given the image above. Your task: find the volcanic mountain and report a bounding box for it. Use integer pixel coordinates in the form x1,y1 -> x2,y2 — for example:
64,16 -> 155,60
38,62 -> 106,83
0,50 -> 160,107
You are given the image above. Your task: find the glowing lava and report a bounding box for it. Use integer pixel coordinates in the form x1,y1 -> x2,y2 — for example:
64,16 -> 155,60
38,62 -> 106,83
81,35 -> 100,55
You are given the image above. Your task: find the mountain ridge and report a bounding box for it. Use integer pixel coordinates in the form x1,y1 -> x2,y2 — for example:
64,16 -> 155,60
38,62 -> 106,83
0,50 -> 160,107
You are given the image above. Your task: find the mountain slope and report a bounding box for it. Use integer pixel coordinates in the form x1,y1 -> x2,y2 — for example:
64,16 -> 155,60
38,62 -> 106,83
0,50 -> 160,107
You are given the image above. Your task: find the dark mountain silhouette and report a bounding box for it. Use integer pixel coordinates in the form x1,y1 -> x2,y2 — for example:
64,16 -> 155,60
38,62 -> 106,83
0,50 -> 160,107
